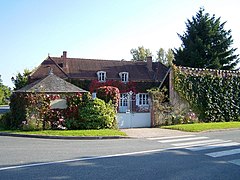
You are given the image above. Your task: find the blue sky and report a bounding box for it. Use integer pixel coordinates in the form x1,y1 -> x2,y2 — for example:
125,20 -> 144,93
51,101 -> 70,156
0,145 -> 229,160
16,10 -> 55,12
1,0 -> 239,88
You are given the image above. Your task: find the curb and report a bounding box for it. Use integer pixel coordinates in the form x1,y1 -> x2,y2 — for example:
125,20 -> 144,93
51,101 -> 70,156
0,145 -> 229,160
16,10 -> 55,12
0,132 -> 130,140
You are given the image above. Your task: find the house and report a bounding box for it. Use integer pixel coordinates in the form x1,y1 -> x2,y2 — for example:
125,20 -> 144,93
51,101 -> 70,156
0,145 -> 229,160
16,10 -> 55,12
30,51 -> 169,114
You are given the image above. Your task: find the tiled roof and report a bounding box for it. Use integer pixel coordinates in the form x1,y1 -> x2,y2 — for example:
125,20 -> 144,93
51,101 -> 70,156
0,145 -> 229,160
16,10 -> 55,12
30,54 -> 169,82
16,73 -> 87,93
30,57 -> 68,80
53,57 -> 155,80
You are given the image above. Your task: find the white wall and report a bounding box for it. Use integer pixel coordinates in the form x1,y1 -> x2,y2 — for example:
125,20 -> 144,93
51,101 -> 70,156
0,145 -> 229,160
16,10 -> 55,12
117,113 -> 151,129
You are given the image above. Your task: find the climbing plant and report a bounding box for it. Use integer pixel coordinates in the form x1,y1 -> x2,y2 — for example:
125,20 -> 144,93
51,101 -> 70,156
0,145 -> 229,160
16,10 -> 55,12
173,65 -> 240,122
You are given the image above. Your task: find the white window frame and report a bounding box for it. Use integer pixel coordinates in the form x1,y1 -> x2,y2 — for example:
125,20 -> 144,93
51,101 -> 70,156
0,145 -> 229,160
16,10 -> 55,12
120,93 -> 128,107
136,93 -> 149,106
119,72 -> 129,83
97,71 -> 106,82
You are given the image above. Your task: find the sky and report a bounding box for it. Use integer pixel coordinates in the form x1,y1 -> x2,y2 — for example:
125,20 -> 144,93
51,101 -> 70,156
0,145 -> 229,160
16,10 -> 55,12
0,0 -> 239,88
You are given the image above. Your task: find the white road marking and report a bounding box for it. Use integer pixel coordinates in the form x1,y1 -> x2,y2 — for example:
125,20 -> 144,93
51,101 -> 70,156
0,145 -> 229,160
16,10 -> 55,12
229,159 -> 240,166
187,142 -> 239,151
172,139 -> 229,147
0,147 -> 175,171
158,136 -> 209,143
206,148 -> 240,158
147,135 -> 195,140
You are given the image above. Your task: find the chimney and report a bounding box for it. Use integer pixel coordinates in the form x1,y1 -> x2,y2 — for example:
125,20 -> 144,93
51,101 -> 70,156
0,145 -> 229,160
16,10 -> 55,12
62,51 -> 69,73
146,56 -> 153,71
63,51 -> 67,59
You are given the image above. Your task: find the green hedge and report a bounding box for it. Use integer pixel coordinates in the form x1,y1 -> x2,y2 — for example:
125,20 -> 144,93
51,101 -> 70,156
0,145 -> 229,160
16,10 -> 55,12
65,98 -> 117,130
173,66 -> 240,122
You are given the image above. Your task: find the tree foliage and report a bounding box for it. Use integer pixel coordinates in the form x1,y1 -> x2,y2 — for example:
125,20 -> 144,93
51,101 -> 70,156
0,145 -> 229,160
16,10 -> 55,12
130,46 -> 152,61
11,69 -> 31,90
0,75 -> 11,105
156,48 -> 174,66
174,8 -> 239,70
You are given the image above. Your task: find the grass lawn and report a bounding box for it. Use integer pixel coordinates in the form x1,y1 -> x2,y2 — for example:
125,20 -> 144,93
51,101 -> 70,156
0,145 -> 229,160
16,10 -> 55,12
0,129 -> 127,137
161,122 -> 240,132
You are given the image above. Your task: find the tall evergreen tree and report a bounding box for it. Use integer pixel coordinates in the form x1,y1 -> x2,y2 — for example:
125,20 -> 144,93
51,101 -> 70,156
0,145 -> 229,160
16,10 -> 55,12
174,8 -> 239,70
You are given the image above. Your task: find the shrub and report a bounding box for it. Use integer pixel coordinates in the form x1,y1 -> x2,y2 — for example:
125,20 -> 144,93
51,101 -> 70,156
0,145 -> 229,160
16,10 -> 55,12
0,112 -> 13,130
21,118 -> 44,131
10,93 -> 28,129
96,86 -> 120,110
68,98 -> 117,130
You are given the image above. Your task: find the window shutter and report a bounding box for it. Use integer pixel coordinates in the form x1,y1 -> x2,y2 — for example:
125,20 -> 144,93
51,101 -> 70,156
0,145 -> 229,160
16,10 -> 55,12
136,94 -> 139,106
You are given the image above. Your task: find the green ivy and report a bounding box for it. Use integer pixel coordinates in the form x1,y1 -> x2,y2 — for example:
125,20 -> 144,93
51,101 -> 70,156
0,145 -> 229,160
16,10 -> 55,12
173,66 -> 240,122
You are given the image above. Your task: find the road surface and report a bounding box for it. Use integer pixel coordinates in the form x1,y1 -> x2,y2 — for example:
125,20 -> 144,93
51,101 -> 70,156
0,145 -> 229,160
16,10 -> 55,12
0,129 -> 240,179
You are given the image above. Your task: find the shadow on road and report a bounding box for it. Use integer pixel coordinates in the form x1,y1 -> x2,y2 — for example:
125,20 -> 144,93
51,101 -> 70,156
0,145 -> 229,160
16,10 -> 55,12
0,148 -> 239,180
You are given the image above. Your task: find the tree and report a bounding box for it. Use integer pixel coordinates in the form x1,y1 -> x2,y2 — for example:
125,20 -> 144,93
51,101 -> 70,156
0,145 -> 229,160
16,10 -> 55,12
174,8 -> 239,70
156,48 -> 167,65
166,49 -> 174,66
11,69 -> 31,90
156,48 -> 174,66
130,46 -> 152,61
0,75 -> 11,105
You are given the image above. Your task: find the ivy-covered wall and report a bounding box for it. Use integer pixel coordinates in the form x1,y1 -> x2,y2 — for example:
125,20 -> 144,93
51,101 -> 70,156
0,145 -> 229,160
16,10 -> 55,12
173,65 -> 240,122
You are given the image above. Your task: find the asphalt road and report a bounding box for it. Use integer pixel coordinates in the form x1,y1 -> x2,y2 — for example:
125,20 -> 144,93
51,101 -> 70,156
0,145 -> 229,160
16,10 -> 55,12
1,129 -> 240,180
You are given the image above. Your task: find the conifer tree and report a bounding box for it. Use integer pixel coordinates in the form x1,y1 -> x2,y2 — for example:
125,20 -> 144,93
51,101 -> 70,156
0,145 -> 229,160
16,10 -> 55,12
174,8 -> 239,70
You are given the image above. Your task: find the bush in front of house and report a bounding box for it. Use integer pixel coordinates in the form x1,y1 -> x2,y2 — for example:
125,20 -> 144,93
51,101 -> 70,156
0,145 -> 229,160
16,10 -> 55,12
65,98 -> 117,130
5,91 -> 117,131
0,112 -> 13,130
9,93 -> 28,129
79,98 -> 117,129
96,86 -> 120,110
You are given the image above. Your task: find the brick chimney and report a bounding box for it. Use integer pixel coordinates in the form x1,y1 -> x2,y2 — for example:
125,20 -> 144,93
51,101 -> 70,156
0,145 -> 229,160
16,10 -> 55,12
62,51 -> 67,59
62,51 -> 69,73
146,56 -> 153,71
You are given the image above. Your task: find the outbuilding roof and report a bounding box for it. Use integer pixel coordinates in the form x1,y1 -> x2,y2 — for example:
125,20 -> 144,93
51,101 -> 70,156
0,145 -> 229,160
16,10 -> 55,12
16,73 -> 87,93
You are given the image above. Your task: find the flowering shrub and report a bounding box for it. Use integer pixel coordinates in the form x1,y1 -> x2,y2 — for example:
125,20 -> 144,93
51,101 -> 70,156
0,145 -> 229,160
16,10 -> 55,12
9,92 -> 86,130
8,91 -> 118,130
96,86 -> 120,110
66,93 -> 83,120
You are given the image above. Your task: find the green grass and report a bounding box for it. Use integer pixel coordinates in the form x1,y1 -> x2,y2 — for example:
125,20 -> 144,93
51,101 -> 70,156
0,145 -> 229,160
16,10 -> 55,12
0,129 -> 127,137
161,122 -> 240,132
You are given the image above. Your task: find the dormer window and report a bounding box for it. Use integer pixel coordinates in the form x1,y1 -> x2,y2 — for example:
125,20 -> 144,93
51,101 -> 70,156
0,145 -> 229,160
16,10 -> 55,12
97,71 -> 106,82
119,72 -> 129,83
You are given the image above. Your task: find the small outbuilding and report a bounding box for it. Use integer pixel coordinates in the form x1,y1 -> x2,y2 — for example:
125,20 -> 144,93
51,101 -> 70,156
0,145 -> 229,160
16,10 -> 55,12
15,73 -> 87,93
11,73 -> 88,130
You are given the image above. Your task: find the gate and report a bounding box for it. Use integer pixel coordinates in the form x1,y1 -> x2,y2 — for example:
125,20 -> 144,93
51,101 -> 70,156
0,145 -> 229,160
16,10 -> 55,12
117,91 -> 151,128
117,112 -> 151,129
